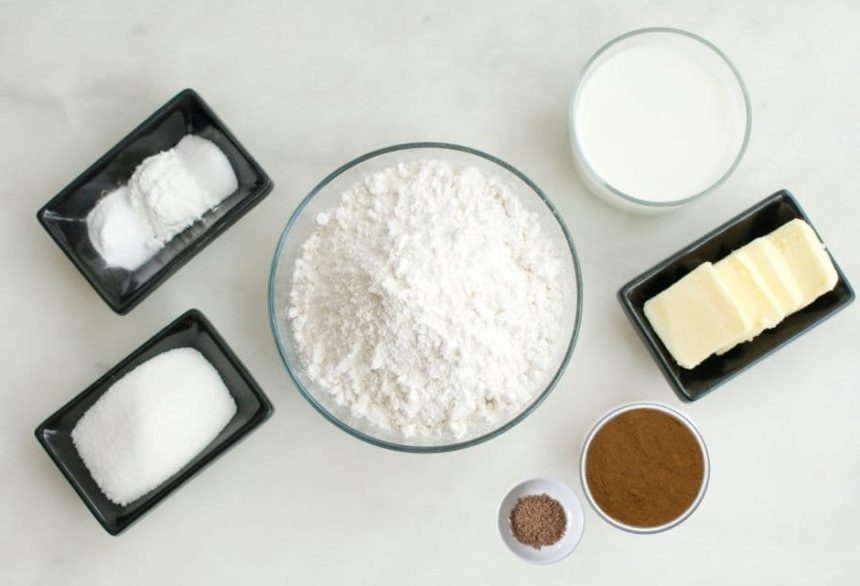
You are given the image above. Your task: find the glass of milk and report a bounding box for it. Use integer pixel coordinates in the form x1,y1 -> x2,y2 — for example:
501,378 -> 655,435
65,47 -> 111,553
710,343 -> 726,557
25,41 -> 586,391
570,28 -> 751,213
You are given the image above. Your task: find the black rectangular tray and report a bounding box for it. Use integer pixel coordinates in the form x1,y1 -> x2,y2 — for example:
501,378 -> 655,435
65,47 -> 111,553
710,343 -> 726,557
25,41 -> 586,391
37,89 -> 273,314
35,309 -> 274,535
618,190 -> 854,401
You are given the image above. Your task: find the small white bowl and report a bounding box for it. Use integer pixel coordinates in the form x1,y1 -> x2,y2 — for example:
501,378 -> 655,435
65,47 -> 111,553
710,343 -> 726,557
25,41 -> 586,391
497,477 -> 585,564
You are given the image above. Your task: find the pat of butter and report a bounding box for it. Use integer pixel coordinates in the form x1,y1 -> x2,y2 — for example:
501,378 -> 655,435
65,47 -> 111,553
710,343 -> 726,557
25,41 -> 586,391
766,219 -> 838,311
733,238 -> 803,315
714,253 -> 785,353
644,263 -> 752,369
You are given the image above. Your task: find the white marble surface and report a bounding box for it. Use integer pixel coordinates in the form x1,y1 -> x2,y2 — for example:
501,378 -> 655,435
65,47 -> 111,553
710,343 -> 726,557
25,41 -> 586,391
2,1 -> 858,584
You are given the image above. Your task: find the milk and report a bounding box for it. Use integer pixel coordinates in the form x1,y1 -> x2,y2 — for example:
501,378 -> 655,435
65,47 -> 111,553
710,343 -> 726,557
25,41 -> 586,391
572,31 -> 748,210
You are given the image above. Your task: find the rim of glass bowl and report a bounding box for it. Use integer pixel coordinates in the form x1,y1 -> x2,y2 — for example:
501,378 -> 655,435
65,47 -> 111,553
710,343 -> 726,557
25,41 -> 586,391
579,401 -> 711,534
267,142 -> 584,453
568,27 -> 753,209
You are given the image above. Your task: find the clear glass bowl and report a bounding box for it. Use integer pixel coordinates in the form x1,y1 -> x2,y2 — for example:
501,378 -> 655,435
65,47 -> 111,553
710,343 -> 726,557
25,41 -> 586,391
569,28 -> 752,213
268,143 -> 583,452
579,401 -> 711,533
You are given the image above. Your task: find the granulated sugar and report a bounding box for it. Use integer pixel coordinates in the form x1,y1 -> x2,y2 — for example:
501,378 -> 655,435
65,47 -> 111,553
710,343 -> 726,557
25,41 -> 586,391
287,160 -> 565,439
71,348 -> 237,506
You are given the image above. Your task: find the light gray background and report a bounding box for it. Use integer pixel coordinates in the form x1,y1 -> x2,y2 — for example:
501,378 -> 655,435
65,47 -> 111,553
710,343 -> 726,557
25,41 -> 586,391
2,1 -> 857,584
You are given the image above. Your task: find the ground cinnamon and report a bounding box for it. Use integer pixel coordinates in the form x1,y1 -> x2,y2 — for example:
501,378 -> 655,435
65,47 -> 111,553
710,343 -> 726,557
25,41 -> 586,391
509,494 -> 567,549
585,407 -> 704,528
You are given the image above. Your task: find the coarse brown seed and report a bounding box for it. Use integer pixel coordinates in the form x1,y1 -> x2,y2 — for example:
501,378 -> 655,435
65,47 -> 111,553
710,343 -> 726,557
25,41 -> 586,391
509,493 -> 567,549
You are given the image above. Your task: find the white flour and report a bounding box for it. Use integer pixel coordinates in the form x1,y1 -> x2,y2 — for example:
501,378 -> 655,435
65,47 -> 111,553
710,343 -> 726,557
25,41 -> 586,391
288,160 -> 565,439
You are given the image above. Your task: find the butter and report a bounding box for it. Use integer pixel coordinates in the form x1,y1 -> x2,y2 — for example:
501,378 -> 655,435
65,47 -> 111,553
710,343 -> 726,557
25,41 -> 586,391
766,219 -> 838,311
733,238 -> 803,314
714,253 -> 785,353
644,219 -> 839,369
644,263 -> 752,369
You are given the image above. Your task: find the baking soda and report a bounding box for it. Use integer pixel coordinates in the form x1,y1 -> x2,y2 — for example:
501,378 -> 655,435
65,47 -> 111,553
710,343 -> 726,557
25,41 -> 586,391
87,135 -> 238,270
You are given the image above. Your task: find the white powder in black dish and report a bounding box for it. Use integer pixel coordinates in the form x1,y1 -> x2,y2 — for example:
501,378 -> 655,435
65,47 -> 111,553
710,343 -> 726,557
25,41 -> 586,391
71,348 -> 236,506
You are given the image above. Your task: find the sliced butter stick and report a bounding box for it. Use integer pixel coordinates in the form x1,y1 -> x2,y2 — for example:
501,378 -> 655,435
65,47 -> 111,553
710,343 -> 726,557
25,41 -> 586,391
766,218 -> 838,310
644,263 -> 753,369
713,253 -> 785,354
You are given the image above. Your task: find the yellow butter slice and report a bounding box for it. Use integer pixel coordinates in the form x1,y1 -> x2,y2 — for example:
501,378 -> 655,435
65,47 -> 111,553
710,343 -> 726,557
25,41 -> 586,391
732,238 -> 803,315
713,253 -> 785,354
766,219 -> 838,311
644,262 -> 753,369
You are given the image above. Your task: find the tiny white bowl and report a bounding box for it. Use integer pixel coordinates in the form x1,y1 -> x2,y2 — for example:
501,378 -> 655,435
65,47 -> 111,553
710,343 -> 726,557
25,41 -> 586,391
497,477 -> 585,564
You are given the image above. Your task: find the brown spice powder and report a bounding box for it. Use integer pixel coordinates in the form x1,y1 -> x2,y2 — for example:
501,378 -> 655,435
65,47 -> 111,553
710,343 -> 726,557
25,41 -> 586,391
585,407 -> 704,528
509,494 -> 567,549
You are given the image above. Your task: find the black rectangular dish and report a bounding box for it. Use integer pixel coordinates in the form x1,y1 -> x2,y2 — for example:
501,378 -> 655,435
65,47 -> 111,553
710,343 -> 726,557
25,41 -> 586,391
35,309 -> 274,535
619,190 -> 854,401
36,89 -> 273,314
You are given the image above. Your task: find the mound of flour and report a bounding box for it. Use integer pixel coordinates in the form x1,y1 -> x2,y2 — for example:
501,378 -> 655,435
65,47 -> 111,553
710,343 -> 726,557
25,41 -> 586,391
288,160 -> 565,439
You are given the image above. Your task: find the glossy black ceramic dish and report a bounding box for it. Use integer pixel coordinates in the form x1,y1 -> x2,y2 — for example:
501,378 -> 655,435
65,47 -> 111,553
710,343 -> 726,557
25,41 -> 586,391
35,309 -> 274,535
36,89 -> 273,315
619,190 -> 854,401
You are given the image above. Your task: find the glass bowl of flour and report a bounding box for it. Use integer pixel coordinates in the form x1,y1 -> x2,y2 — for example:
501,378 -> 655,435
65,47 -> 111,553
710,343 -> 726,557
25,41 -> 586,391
269,143 -> 583,452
